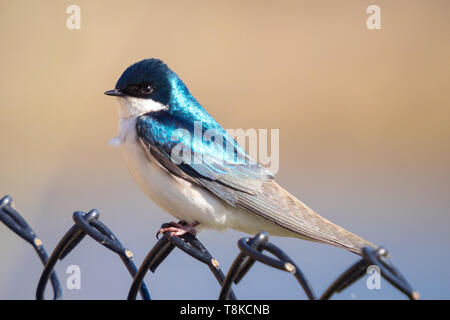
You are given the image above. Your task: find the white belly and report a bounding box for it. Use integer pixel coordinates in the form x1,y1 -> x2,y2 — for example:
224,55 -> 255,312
115,116 -> 295,236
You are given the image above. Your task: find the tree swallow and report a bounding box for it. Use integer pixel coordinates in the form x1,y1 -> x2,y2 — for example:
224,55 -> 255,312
105,58 -> 376,255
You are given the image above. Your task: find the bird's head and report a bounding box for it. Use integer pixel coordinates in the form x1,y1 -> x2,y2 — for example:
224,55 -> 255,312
105,58 -> 193,119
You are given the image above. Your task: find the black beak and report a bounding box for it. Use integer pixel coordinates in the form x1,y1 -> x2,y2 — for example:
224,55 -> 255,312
104,89 -> 125,97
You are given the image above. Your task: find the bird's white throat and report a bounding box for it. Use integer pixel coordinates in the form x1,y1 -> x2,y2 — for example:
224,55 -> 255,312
115,96 -> 168,119
110,96 -> 168,147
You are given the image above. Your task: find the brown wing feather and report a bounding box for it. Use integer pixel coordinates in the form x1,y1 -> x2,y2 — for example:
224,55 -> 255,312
237,180 -> 376,255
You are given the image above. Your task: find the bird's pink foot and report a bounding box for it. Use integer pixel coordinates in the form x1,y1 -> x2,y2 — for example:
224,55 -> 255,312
156,221 -> 199,239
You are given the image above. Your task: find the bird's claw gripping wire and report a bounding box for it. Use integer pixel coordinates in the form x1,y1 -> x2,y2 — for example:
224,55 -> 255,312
155,221 -> 198,239
128,220 -> 235,300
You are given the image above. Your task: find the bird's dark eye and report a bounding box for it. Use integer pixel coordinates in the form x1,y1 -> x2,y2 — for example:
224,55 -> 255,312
124,83 -> 154,98
140,83 -> 153,95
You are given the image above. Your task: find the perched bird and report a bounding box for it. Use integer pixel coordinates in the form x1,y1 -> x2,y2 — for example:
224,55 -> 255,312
105,58 -> 376,255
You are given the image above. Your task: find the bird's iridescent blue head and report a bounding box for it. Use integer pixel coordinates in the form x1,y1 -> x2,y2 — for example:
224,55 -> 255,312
105,58 -> 218,131
105,58 -> 181,106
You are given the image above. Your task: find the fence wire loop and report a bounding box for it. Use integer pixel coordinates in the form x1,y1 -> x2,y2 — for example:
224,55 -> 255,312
321,246 -> 419,300
35,208 -> 150,300
0,195 -> 62,300
1,194 -> 419,300
362,247 -> 419,299
127,221 -> 236,300
219,232 -> 316,300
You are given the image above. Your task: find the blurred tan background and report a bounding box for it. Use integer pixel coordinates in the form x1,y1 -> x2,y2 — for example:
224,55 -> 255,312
0,0 -> 449,299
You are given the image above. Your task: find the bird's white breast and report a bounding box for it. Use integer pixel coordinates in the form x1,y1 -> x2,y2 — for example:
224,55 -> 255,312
114,116 -> 231,230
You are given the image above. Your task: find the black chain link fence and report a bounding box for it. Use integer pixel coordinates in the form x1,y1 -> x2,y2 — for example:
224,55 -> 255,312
0,194 -> 419,300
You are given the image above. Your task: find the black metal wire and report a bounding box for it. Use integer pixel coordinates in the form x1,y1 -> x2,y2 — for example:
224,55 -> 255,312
219,232 -> 316,300
362,247 -> 419,299
127,221 -> 236,300
35,209 -> 151,300
0,195 -> 62,300
321,246 -> 419,300
1,193 -> 419,300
